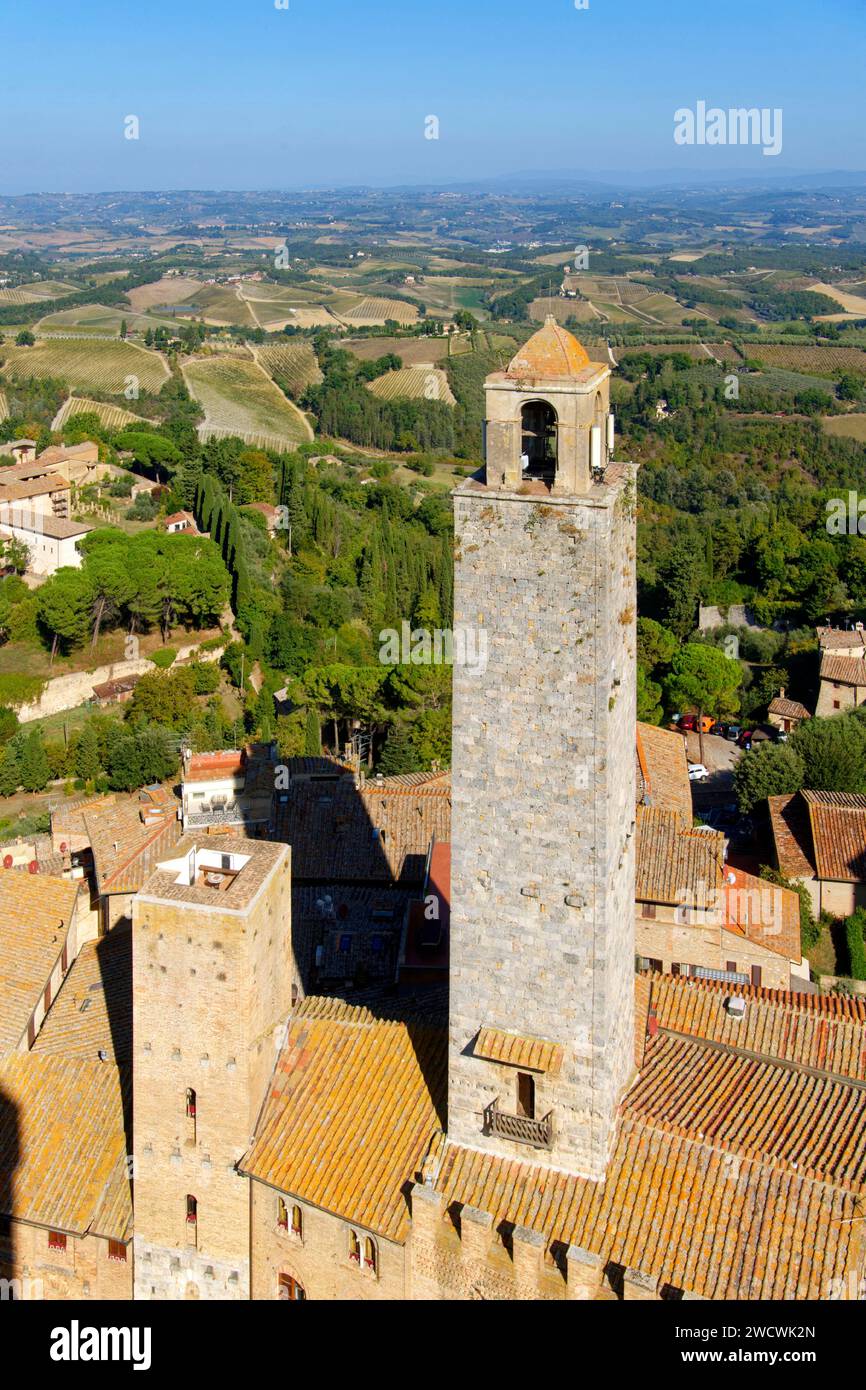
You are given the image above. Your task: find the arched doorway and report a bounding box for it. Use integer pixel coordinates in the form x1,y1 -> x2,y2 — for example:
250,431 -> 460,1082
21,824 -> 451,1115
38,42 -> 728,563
520,400 -> 558,480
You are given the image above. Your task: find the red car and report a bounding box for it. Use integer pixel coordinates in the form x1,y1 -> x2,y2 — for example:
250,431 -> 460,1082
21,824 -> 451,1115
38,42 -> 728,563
737,730 -> 753,749
679,714 -> 698,732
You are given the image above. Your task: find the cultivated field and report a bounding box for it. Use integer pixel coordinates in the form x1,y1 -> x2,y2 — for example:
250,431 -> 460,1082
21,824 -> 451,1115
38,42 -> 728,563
346,334 -> 453,364
126,276 -> 205,313
367,365 -> 456,406
182,355 -> 313,449
253,342 -> 323,396
748,344 -> 866,377
332,295 -> 419,327
52,396 -> 149,432
822,414 -> 866,442
182,283 -> 257,327
36,304 -> 181,336
530,297 -> 599,324
0,279 -> 77,305
807,282 -> 866,316
0,390 -> 7,422
0,338 -> 170,395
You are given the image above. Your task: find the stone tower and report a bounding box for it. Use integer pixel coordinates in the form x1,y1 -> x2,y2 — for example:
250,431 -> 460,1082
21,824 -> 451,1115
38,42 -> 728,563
449,318 -> 637,1181
132,837 -> 292,1299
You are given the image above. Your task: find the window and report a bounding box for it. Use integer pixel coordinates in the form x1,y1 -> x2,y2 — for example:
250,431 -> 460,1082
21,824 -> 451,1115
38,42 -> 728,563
48,1231 -> 67,1253
516,1072 -> 535,1120
751,965 -> 762,988
348,1230 -> 361,1264
108,1240 -> 127,1263
833,700 -> 841,710
278,1273 -> 306,1301
364,1238 -> 378,1275
291,1206 -> 303,1239
186,1088 -> 197,1119
640,902 -> 656,920
186,1195 -> 198,1225
726,961 -> 737,974
277,1198 -> 288,1230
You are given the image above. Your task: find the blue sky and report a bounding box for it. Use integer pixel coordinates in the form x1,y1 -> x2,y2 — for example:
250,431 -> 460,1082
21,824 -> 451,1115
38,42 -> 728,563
0,0 -> 863,192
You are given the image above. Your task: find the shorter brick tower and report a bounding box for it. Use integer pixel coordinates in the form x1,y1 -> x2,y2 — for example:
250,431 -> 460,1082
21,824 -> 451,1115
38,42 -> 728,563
132,837 -> 291,1299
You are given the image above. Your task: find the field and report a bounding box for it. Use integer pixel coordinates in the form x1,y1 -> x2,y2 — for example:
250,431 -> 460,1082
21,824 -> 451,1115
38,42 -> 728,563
331,295 -> 419,327
530,297 -> 599,324
345,334 -> 453,364
52,395 -> 149,431
125,275 -> 205,313
821,414 -> 866,442
367,365 -> 456,406
36,304 -> 181,335
0,279 -> 77,305
182,355 -> 313,449
181,283 -> 257,327
0,390 -> 7,423
253,342 -> 323,396
0,338 -> 171,395
807,282 -> 866,317
747,344 -> 866,377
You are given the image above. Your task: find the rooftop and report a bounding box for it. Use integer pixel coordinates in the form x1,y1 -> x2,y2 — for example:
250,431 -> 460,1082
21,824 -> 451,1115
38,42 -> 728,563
0,872 -> 82,1050
0,509 -> 93,540
820,651 -> 866,686
504,317 -> 597,380
636,721 -> 692,818
138,834 -> 288,912
33,927 -> 131,1064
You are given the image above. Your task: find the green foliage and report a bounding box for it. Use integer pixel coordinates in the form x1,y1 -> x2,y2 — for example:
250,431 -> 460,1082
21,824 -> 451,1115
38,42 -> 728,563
844,907 -> 866,981
664,642 -> 743,720
18,728 -> 50,792
790,711 -> 866,794
106,726 -> 178,792
151,647 -> 177,669
735,742 -> 805,813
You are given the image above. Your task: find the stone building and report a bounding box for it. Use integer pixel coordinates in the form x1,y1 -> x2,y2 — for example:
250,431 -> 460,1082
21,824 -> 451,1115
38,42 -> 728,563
769,789 -> 866,918
131,837 -> 291,1300
448,317 -> 635,1180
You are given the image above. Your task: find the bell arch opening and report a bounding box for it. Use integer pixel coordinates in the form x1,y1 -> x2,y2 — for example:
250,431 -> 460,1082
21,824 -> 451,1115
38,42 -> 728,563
520,399 -> 558,481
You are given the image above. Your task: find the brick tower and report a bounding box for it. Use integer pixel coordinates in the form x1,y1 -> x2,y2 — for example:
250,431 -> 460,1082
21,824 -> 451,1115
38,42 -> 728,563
132,837 -> 291,1299
448,318 -> 637,1180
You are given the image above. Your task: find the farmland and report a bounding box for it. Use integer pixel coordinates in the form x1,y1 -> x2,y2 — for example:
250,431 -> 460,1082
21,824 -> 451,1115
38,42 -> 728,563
332,295 -> 419,327
253,342 -> 323,396
182,355 -> 313,449
0,390 -> 7,423
747,344 -> 866,378
0,338 -> 170,394
345,335 -> 454,364
367,365 -> 456,406
0,279 -> 77,305
125,275 -> 205,313
821,414 -> 866,442
52,395 -> 149,432
36,304 -> 181,335
530,296 -> 598,324
807,282 -> 866,317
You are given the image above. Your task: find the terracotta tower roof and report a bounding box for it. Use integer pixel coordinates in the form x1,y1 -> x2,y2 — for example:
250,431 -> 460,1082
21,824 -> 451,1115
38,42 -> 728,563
506,316 -> 591,379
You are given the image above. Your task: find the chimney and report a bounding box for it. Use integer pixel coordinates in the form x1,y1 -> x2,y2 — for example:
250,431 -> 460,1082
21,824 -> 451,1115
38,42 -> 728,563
779,687 -> 785,699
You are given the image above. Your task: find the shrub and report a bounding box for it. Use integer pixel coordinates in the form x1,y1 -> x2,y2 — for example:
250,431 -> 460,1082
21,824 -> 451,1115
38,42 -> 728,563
150,647 -> 177,670
845,908 -> 866,981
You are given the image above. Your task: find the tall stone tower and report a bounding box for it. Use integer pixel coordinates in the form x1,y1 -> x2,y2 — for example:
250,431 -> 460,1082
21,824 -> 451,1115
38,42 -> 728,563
449,318 -> 637,1181
132,836 -> 292,1299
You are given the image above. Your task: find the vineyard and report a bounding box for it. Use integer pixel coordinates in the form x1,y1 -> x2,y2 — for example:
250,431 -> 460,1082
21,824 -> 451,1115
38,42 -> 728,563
52,396 -> 149,432
254,343 -> 323,396
0,279 -> 77,306
367,365 -> 456,406
748,344 -> 866,377
0,390 -> 7,423
334,295 -> 419,326
182,355 -> 313,448
0,338 -> 171,395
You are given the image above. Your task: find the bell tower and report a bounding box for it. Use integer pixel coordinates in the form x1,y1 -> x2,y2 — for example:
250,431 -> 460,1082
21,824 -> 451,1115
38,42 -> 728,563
448,320 -> 637,1181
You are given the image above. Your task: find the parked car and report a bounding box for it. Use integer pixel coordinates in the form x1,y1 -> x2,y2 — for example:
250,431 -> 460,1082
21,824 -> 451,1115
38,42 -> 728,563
679,714 -> 698,732
773,728 -> 789,743
710,722 -> 727,738
688,763 -> 709,782
737,730 -> 753,751
725,724 -> 742,742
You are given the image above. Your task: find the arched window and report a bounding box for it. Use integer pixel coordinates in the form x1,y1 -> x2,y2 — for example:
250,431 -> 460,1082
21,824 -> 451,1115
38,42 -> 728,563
185,1088 -> 197,1119
291,1206 -> 303,1239
186,1194 -> 198,1224
348,1230 -> 361,1264
520,400 -> 558,480
364,1237 -> 378,1276
277,1197 -> 288,1230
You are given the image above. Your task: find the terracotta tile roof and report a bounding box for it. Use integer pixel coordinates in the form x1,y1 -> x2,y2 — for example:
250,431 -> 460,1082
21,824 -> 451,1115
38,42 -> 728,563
474,1027 -> 563,1075
0,509 -> 92,539
275,775 -> 451,884
241,1002 -> 446,1242
433,1117 -> 861,1300
137,835 -> 287,912
644,973 -> 866,1080
506,318 -> 594,379
818,627 -> 866,652
0,872 -> 81,1051
721,866 -> 802,962
820,651 -> 866,686
0,476 -> 69,502
625,1031 -> 866,1189
636,722 -> 692,818
85,794 -> 182,895
0,1054 -> 131,1241
768,696 -> 811,721
768,793 -> 816,880
33,928 -> 131,1063
635,806 -> 725,905
803,790 -> 866,883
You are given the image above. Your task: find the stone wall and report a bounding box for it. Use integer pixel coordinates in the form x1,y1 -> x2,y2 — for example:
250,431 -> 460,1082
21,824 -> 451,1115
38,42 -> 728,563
0,1223 -> 132,1301
448,468 -> 637,1180
16,642 -> 221,723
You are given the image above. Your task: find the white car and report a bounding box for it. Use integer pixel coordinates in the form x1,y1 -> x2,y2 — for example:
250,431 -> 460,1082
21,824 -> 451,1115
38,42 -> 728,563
688,763 -> 709,782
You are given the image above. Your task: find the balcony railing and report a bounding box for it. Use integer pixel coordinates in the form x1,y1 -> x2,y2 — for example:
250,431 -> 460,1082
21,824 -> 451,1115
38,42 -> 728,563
484,1099 -> 553,1150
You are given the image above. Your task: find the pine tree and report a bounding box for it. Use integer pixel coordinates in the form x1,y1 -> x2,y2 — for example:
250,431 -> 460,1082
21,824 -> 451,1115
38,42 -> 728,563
75,722 -> 101,783
19,730 -> 51,793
